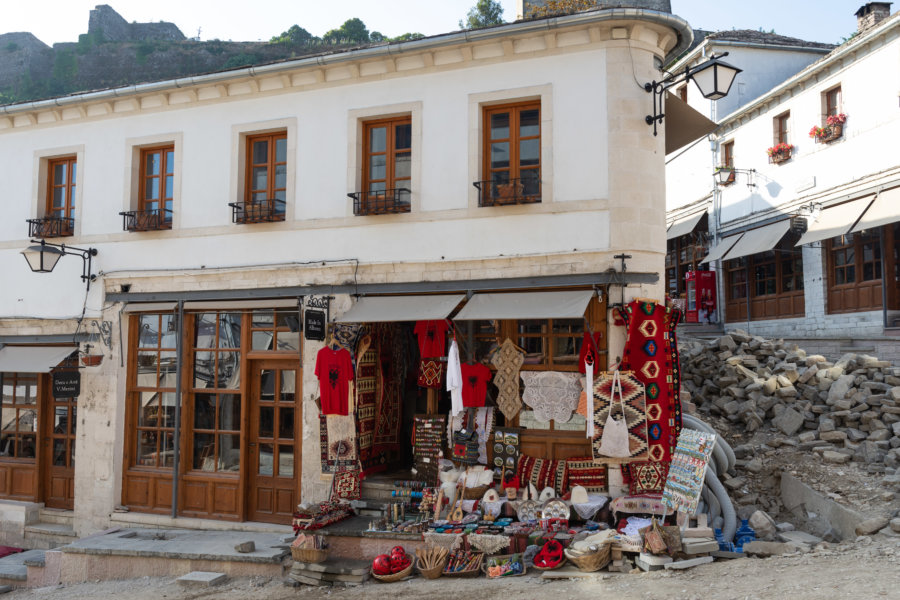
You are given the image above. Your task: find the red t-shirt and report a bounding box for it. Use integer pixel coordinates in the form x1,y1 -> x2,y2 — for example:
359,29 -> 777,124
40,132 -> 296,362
414,320 -> 448,358
460,363 -> 492,407
315,347 -> 354,415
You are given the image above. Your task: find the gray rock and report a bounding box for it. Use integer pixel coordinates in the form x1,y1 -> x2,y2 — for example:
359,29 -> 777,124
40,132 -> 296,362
778,530 -> 822,545
719,335 -> 737,351
776,522 -> 796,532
763,377 -> 778,395
234,541 -> 256,553
855,517 -> 890,536
828,375 -> 856,403
823,450 -> 850,464
893,422 -> 900,437
890,387 -> 900,402
890,518 -> 900,533
749,510 -> 777,540
798,431 -> 818,443
776,386 -> 798,398
867,430 -> 891,442
742,541 -> 790,557
745,458 -> 764,474
773,407 -> 804,436
819,431 -> 848,443
805,355 -> 827,367
818,418 -> 835,433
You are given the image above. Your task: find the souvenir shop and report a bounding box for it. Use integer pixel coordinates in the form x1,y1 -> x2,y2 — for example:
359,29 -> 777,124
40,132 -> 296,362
298,290 -> 724,579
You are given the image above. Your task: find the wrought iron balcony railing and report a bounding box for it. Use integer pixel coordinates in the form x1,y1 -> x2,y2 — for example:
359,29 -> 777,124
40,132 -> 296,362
27,216 -> 74,238
347,188 -> 411,216
228,198 -> 286,224
119,208 -> 173,232
473,177 -> 541,207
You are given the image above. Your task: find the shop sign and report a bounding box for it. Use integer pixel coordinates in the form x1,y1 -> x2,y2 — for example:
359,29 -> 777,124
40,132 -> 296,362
52,371 -> 81,398
304,309 -> 326,341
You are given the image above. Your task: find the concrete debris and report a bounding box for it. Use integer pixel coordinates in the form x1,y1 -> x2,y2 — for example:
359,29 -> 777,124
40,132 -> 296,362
680,331 -> 900,472
748,510 -> 778,540
855,516 -> 891,536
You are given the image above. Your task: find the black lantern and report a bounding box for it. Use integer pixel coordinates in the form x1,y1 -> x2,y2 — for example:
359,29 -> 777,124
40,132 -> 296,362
21,239 -> 98,290
645,52 -> 743,135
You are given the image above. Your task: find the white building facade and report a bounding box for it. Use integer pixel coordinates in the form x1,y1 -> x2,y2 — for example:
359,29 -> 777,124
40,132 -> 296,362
0,8 -> 692,539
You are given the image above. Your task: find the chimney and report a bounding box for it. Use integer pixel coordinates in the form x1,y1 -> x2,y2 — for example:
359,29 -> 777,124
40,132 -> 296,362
855,3 -> 892,32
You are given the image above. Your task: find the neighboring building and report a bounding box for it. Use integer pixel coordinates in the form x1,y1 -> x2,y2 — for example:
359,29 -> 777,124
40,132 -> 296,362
664,30 -> 834,304
0,8 -> 694,540
670,3 -> 900,359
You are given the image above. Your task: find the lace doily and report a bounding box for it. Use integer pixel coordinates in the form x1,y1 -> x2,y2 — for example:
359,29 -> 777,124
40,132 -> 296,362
468,533 -> 511,555
491,339 -> 525,420
571,493 -> 609,520
423,532 -> 463,551
520,372 -> 581,423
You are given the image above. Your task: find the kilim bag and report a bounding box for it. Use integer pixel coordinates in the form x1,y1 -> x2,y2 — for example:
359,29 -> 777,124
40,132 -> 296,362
331,467 -> 361,501
417,359 -> 444,389
598,370 -> 630,458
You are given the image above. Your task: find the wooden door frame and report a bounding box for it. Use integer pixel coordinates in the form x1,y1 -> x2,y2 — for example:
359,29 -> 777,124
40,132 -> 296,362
41,373 -> 76,510
245,358 -> 302,523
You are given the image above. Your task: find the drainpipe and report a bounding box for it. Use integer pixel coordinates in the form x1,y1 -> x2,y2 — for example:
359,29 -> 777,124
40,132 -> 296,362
745,262 -> 751,334
880,226 -> 888,329
170,300 -> 184,518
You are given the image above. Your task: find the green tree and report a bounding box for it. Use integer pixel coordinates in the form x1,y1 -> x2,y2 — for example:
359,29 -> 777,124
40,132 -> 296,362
270,25 -> 316,46
323,18 -> 370,44
390,32 -> 425,42
525,0 -> 599,19
460,0 -> 504,29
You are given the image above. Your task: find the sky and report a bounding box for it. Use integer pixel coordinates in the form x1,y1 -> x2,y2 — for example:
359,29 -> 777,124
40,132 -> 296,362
2,1 -> 868,47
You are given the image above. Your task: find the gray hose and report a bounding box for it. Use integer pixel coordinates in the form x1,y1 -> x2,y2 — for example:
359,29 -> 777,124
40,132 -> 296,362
704,466 -> 737,542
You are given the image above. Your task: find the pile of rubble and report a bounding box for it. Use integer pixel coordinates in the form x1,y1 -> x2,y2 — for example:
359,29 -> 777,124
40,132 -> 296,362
680,330 -> 900,475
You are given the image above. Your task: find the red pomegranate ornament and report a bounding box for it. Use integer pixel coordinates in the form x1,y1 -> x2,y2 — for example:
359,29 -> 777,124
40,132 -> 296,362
372,554 -> 392,576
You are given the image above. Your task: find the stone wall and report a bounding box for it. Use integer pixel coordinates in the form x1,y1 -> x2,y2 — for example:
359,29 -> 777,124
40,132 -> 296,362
88,5 -> 185,42
517,0 -> 672,19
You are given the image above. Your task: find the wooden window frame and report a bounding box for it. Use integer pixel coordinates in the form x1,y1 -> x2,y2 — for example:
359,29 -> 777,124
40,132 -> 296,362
774,112 -> 790,145
138,145 -> 174,221
482,101 -> 542,203
824,86 -> 842,118
249,309 -> 301,354
826,228 -> 893,314
724,248 -> 805,322
363,116 -> 412,195
0,372 -> 39,461
677,84 -> 688,102
244,132 -> 287,204
664,230 -> 709,297
45,156 -> 77,234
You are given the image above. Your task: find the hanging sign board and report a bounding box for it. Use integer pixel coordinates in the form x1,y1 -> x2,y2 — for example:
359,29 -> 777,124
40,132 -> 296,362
52,371 -> 81,398
304,309 -> 326,341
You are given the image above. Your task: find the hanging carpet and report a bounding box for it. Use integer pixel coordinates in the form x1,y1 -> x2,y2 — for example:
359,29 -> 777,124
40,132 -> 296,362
591,370 -> 648,460
355,347 -> 380,476
618,300 -> 683,463
319,414 -> 358,474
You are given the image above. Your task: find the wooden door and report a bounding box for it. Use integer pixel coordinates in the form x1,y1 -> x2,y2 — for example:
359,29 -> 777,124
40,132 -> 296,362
247,361 -> 300,523
42,379 -> 76,509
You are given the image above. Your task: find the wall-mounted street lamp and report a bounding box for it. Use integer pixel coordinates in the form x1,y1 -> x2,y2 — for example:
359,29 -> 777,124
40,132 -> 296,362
714,167 -> 756,189
21,239 -> 98,290
645,53 -> 742,136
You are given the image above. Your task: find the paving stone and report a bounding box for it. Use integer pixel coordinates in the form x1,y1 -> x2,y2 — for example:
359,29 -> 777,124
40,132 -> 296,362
664,556 -> 713,570
291,559 -> 371,575
778,531 -> 822,545
773,408 -> 804,436
176,572 -> 227,587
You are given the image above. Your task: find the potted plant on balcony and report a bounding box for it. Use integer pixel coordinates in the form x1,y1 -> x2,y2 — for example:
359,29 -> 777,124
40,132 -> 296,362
766,142 -> 793,164
809,113 -> 846,143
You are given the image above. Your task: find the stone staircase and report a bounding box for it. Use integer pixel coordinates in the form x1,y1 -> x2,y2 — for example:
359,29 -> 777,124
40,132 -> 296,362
23,508 -> 76,550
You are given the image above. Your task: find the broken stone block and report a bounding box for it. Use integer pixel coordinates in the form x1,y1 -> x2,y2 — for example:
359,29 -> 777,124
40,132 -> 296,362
773,407 -> 804,436
749,510 -> 777,540
828,375 -> 856,403
234,541 -> 256,553
822,450 -> 850,464
742,541 -> 789,557
819,431 -> 847,443
855,516 -> 890,536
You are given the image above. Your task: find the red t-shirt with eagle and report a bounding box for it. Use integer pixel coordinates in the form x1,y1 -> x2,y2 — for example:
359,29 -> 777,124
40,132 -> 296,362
315,347 -> 354,415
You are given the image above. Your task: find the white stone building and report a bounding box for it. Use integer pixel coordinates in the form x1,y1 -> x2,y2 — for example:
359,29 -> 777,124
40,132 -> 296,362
667,3 -> 900,359
0,6 -> 701,540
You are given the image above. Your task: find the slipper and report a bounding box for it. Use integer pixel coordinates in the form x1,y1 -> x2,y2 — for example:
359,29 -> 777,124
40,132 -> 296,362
570,485 -> 589,504
538,487 -> 556,502
482,488 -> 500,503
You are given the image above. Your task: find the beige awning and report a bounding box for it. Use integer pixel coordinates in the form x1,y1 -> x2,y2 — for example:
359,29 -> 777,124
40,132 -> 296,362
335,295 -> 465,323
0,346 -> 76,373
701,233 -> 743,264
851,186 -> 900,233
667,211 -> 706,240
796,196 -> 875,246
721,220 -> 792,261
123,302 -> 178,313
453,291 -> 594,320
665,93 -> 718,155
183,299 -> 300,310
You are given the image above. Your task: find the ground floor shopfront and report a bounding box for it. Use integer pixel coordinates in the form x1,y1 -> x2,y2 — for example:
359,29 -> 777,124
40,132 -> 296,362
0,253 -> 661,536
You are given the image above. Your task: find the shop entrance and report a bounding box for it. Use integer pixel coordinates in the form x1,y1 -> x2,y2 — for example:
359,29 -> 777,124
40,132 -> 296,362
42,390 -> 76,509
247,360 -> 300,523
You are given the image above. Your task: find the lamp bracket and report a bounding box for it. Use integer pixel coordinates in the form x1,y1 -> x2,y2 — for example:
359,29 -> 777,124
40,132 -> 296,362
90,320 -> 114,349
26,239 -> 98,291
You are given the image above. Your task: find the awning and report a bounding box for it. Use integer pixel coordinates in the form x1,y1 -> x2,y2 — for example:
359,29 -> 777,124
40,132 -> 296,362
665,92 -> 718,155
721,220 -> 791,261
453,290 -> 594,320
123,302 -> 178,313
667,211 -> 706,240
0,346 -> 76,373
851,186 -> 900,233
335,295 -> 465,323
701,233 -> 743,264
183,299 -> 300,310
796,196 -> 875,246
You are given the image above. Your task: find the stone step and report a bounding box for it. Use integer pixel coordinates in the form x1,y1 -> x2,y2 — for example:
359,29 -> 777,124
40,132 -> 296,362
37,509 -> 74,527
23,523 -> 77,550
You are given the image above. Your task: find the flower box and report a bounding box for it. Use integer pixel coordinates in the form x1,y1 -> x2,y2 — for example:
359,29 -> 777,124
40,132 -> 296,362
810,114 -> 846,144
767,143 -> 793,164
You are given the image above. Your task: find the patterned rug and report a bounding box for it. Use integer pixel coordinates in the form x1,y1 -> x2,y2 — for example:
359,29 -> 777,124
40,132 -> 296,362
319,414 -> 358,473
516,455 -> 567,495
591,371 -> 648,460
564,456 -> 607,494
618,300 -> 683,463
355,348 -> 380,476
372,324 -> 403,455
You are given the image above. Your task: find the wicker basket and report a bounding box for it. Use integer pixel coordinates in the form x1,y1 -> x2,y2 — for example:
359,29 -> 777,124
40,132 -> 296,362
416,556 -> 448,580
291,546 -> 328,564
564,544 -> 612,572
372,562 -> 414,583
461,485 -> 491,500
443,553 -> 483,577
482,553 -> 528,578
